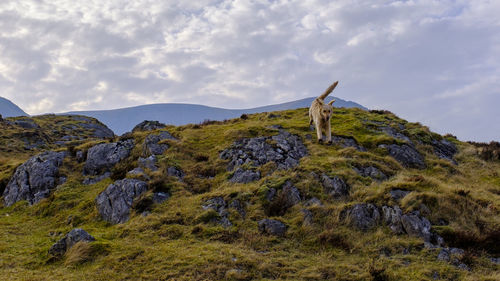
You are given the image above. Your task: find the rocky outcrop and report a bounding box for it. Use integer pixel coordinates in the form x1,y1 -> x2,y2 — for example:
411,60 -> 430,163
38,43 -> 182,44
258,219 -> 287,236
389,189 -> 411,201
379,126 -> 411,143
13,118 -> 39,129
167,166 -> 185,180
138,155 -> 158,171
432,139 -> 458,164
321,174 -> 350,198
3,151 -> 66,207
83,139 -> 134,176
379,144 -> 426,169
332,135 -> 366,151
202,197 -> 246,228
382,205 -> 404,234
282,182 -> 301,207
229,168 -> 260,183
95,179 -> 148,224
220,130 -> 307,171
437,247 -> 469,270
48,228 -> 95,256
353,166 -> 387,181
142,131 -> 176,156
132,120 -> 166,132
342,203 -> 381,231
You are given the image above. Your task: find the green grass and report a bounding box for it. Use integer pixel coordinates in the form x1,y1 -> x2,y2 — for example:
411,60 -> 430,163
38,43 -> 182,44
0,108 -> 499,280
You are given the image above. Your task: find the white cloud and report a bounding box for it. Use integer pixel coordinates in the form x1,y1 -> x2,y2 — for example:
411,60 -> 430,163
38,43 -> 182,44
0,0 -> 499,141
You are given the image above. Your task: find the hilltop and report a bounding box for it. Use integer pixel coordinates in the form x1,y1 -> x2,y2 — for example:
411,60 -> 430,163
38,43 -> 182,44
0,97 -> 28,118
0,107 -> 499,280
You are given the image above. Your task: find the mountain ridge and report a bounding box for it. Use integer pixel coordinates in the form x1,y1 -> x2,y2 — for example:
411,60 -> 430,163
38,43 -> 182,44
0,97 -> 28,118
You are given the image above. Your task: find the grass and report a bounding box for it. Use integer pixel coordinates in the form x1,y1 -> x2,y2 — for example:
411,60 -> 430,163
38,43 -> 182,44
0,108 -> 499,280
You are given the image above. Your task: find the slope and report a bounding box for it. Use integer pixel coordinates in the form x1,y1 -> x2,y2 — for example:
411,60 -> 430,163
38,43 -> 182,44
0,97 -> 28,117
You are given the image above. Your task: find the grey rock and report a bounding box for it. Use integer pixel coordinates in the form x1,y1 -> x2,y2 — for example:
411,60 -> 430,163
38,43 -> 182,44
282,181 -> 301,207
304,197 -> 322,207
432,139 -> 458,164
379,144 -> 426,169
3,151 -> 66,206
153,192 -> 169,204
132,120 -> 166,132
390,189 -> 411,200
167,166 -> 185,180
401,211 -> 432,242
302,209 -> 313,226
138,155 -> 158,171
220,130 -> 307,171
331,135 -> 366,151
230,168 -> 260,183
143,131 -> 176,156
266,188 -> 276,201
354,166 -> 387,181
127,167 -> 146,176
381,205 -> 404,234
48,228 -> 95,256
202,197 -> 244,228
76,151 -> 85,162
82,172 -> 111,185
342,203 -> 380,231
379,126 -> 411,143
258,219 -> 287,236
95,179 -> 148,224
228,199 -> 246,218
78,122 -> 114,138
14,119 -> 39,129
83,139 -> 134,175
321,174 -> 350,198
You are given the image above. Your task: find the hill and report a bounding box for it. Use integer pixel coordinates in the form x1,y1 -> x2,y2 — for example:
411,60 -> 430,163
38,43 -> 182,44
65,96 -> 366,135
0,97 -> 28,117
1,108 -> 499,280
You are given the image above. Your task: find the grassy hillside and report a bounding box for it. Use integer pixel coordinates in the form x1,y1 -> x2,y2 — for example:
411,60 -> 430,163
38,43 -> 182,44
0,108 -> 499,280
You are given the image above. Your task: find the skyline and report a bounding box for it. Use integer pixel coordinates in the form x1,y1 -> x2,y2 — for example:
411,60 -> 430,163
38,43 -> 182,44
0,1 -> 499,141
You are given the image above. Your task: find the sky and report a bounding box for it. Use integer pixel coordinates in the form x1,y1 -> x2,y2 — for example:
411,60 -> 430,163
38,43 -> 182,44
0,0 -> 499,142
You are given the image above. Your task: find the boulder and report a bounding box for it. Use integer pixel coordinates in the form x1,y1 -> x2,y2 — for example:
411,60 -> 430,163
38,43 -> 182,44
302,209 -> 313,226
379,144 -> 426,169
258,219 -> 287,236
95,179 -> 148,224
379,126 -> 411,143
321,174 -> 350,198
331,135 -> 366,151
138,155 -> 158,171
353,166 -> 387,181
3,151 -> 66,207
432,139 -> 458,164
304,197 -> 322,207
342,203 -> 380,231
167,166 -> 185,180
381,205 -> 404,234
229,168 -> 261,183
202,197 -> 245,228
14,118 -> 39,129
132,120 -> 166,132
220,130 -> 307,171
282,181 -> 301,207
143,131 -> 176,156
78,122 -> 114,138
83,139 -> 134,176
48,228 -> 95,256
389,189 -> 411,201
400,211 -> 432,242
152,192 -> 169,204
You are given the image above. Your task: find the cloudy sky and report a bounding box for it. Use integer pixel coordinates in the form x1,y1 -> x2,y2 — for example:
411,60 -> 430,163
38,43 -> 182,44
0,0 -> 499,141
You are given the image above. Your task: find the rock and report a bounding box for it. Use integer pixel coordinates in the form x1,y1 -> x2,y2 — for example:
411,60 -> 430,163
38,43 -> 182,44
138,155 -> 158,171
302,209 -> 313,226
220,130 -> 307,171
389,189 -> 411,200
143,131 -> 176,156
258,219 -> 287,236
76,151 -> 85,162
167,166 -> 185,180
132,120 -> 166,132
267,124 -> 283,130
82,172 -> 111,185
282,181 -> 301,207
14,119 -> 39,129
266,188 -> 276,201
381,205 -> 404,234
78,122 -> 114,138
95,179 -> 148,224
379,126 -> 411,143
401,211 -> 432,242
353,166 -> 387,181
304,197 -> 322,207
331,135 -> 366,151
3,151 -> 66,206
230,168 -> 261,183
83,139 -> 134,176
153,192 -> 169,204
490,257 -> 500,264
267,113 -> 280,119
321,174 -> 350,198
202,197 -> 234,228
379,144 -> 426,169
432,139 -> 458,164
48,228 -> 95,256
228,199 -> 246,218
342,203 -> 380,231
127,167 -> 146,176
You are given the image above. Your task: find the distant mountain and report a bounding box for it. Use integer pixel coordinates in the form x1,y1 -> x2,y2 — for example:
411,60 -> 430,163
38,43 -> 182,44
65,96 -> 366,135
0,97 -> 28,117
